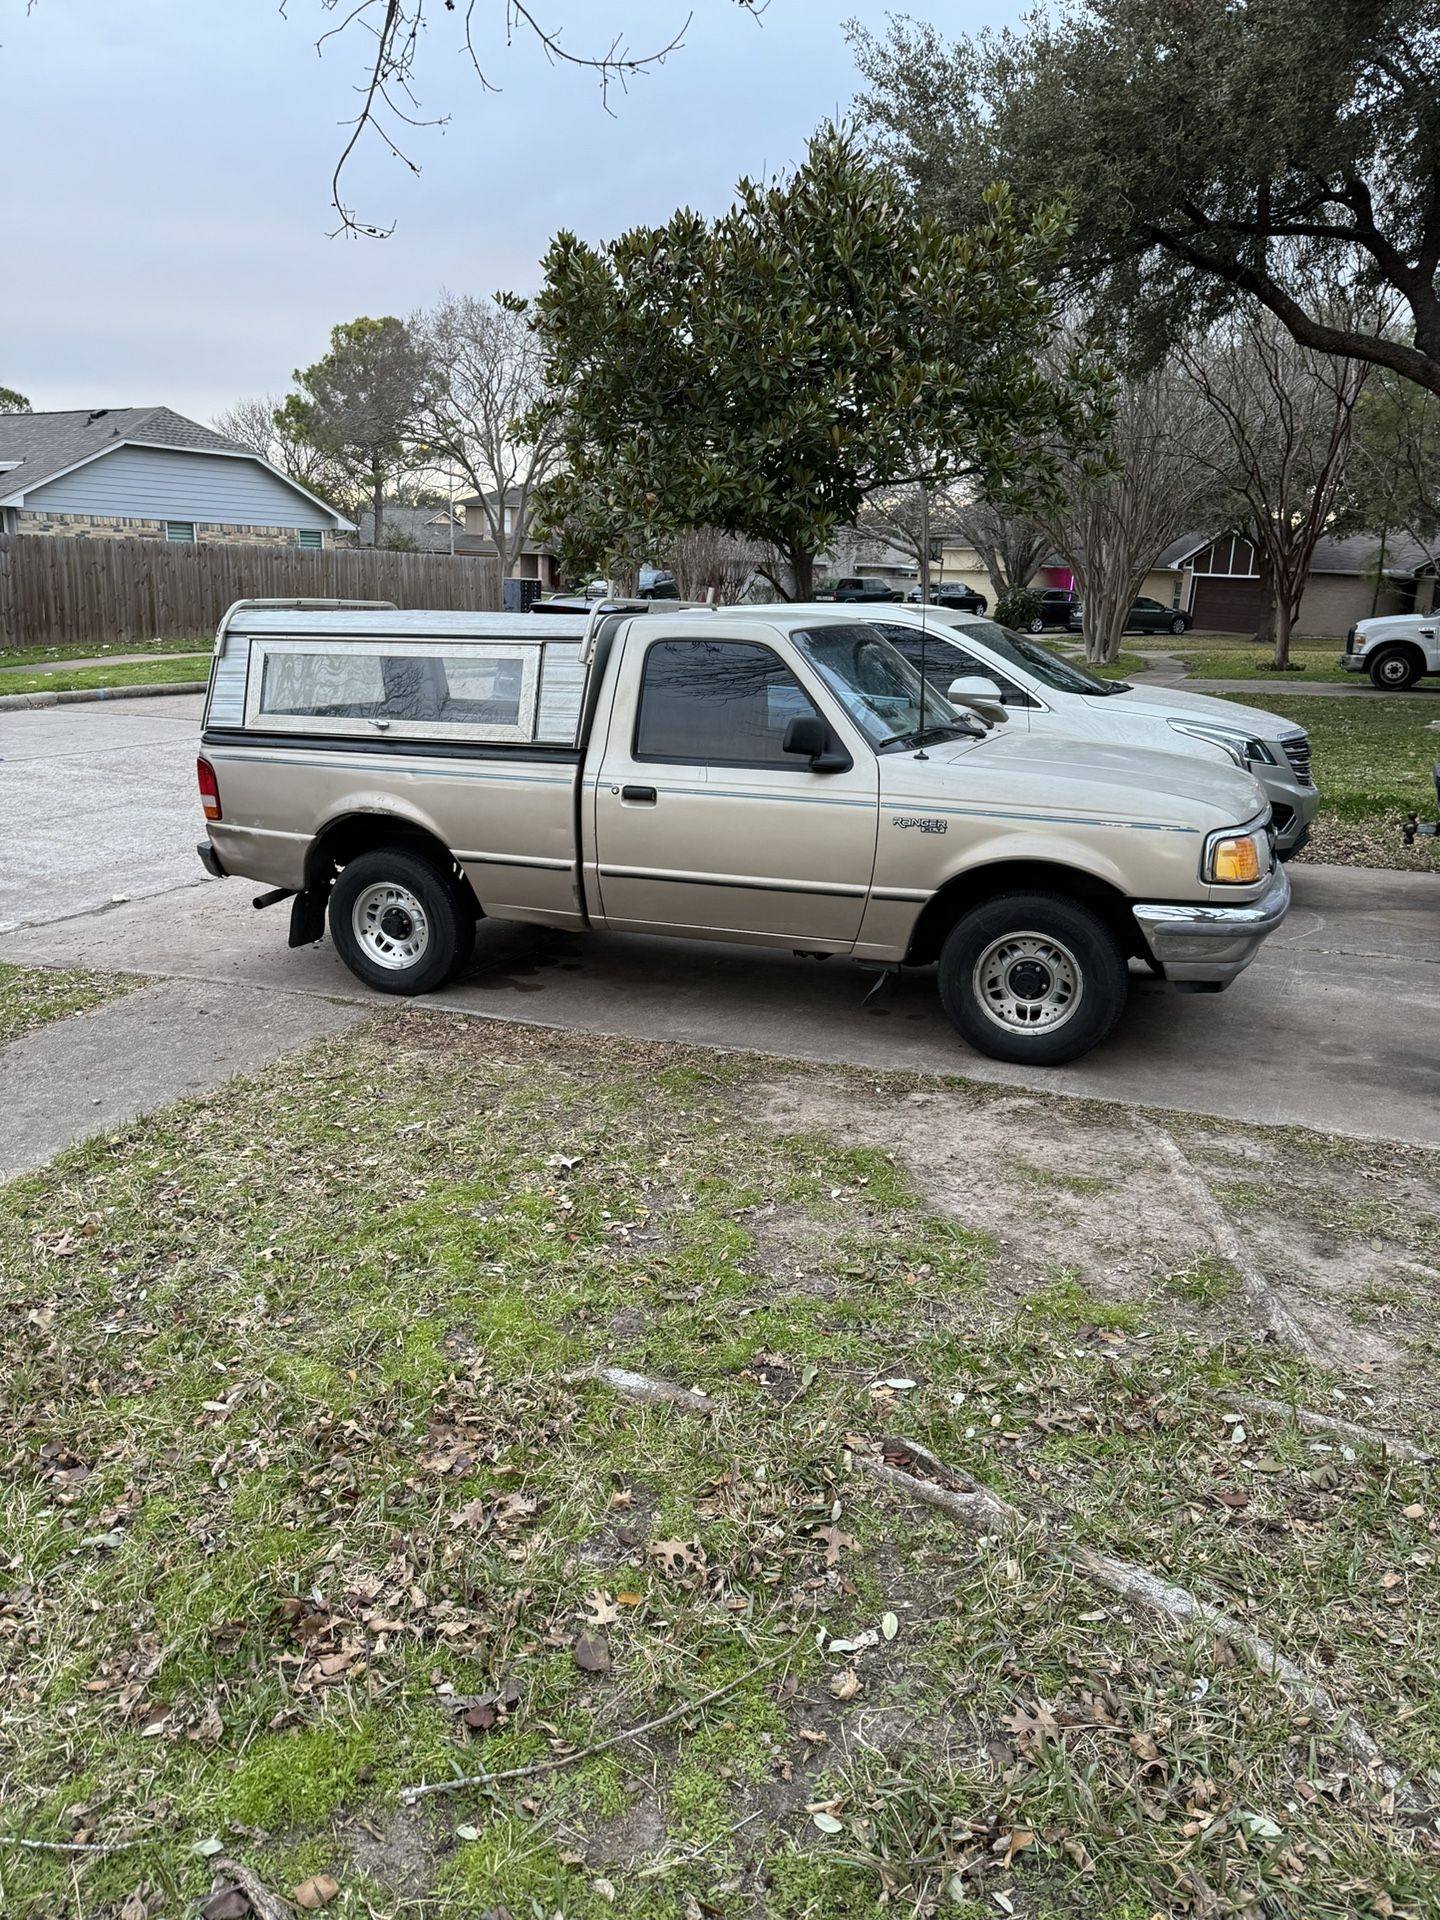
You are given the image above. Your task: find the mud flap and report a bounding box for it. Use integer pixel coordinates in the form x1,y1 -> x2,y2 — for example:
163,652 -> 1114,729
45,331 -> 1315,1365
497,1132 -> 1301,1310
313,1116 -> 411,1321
288,888 -> 328,948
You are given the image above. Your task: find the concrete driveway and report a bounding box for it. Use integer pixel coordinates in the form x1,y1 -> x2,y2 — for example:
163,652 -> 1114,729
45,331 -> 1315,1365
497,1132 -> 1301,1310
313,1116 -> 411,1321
3,694 -> 1437,1145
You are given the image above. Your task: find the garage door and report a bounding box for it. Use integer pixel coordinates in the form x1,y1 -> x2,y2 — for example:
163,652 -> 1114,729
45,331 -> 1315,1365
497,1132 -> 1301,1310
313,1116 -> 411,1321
1192,577 -> 1266,632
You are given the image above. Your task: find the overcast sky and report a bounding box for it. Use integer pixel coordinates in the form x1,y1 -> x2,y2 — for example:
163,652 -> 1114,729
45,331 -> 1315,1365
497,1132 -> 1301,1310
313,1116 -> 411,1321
2,1 -> 1010,423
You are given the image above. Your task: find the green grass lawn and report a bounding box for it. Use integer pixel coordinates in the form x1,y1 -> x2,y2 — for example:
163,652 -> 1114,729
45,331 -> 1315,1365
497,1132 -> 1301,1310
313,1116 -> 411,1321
0,961 -> 140,1045
0,637 -> 211,670
2,1015 -> 1437,1919
1220,691 -> 1440,869
0,656 -> 209,695
1168,645 -> 1349,684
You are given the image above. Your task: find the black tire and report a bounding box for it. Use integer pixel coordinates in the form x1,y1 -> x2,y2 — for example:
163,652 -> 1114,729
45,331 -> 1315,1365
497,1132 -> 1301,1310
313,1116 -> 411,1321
1169,615 -> 1189,635
1028,616 -> 1045,633
1368,647 -> 1421,691
937,892 -> 1128,1066
329,846 -> 476,996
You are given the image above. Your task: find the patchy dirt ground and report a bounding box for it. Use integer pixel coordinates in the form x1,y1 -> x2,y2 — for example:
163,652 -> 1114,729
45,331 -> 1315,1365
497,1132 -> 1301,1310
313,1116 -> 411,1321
2,1016 -> 1438,1920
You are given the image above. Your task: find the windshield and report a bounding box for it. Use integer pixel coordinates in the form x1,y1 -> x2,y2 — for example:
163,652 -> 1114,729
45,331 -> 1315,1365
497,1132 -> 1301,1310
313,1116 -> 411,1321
793,624 -> 981,751
955,620 -> 1127,696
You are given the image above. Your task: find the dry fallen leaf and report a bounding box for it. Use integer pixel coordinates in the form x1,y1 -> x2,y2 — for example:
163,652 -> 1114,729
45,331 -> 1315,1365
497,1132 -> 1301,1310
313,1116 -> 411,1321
583,1591 -> 622,1627
291,1874 -> 340,1911
828,1668 -> 861,1701
120,1894 -> 147,1920
573,1631 -> 611,1674
813,1523 -> 858,1568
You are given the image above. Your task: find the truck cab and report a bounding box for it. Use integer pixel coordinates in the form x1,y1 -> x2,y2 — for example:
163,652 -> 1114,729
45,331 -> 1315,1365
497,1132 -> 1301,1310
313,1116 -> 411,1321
1342,613 -> 1440,690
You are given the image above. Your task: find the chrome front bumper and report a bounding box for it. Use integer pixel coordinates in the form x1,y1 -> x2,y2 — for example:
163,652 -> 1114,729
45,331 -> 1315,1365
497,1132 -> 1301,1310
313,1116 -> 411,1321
1132,864 -> 1291,987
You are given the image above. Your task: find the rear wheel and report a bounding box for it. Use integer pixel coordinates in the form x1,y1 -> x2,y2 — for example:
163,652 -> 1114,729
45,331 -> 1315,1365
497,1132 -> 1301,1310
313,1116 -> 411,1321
1368,647 -> 1421,691
937,892 -> 1128,1065
329,846 -> 475,996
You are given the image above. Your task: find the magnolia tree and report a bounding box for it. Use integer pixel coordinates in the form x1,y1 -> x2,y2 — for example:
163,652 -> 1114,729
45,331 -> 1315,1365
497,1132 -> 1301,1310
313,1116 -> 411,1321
528,127 -> 1106,597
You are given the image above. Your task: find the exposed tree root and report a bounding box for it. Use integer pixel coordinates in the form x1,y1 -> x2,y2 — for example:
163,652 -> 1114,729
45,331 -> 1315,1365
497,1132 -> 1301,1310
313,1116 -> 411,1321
1137,1119 -> 1331,1365
209,1859 -> 293,1920
1211,1390 -> 1435,1463
860,1436 -> 1425,1813
563,1364 -> 720,1414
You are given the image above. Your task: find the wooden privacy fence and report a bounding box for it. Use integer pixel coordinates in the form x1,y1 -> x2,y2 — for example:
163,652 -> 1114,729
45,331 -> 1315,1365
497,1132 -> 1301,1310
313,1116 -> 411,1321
0,536 -> 502,650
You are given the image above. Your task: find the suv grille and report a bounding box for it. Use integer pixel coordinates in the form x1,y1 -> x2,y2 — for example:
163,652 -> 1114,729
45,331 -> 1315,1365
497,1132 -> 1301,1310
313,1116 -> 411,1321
1281,734 -> 1313,787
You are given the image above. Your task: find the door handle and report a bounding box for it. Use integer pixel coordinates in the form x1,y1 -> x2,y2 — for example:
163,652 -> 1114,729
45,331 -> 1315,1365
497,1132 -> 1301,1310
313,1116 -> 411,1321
621,784 -> 657,804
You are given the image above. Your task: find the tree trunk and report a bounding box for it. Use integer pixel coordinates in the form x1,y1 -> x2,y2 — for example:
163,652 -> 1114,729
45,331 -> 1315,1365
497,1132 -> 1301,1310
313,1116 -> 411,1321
1271,598 -> 1294,671
370,472 -> 385,548
791,550 -> 815,601
1080,583 -> 1129,665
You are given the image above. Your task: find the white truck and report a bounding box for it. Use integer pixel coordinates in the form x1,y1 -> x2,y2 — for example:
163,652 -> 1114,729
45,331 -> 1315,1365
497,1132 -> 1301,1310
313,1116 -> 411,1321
762,603 -> 1320,857
195,600 -> 1290,1067
1341,612 -> 1440,690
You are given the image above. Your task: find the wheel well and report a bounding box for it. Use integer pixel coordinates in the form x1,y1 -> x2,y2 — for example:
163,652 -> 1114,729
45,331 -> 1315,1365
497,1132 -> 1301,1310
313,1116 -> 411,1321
903,862 -> 1136,966
1371,641 -> 1426,665
305,813 -> 470,897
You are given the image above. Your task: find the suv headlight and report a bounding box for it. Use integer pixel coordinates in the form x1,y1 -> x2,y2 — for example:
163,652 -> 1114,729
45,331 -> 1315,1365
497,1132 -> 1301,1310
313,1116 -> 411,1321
1203,824 -> 1271,884
1168,719 -> 1277,768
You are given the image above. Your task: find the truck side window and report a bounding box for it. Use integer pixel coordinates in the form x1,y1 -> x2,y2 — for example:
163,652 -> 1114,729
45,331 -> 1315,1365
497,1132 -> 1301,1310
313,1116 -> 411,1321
635,639 -> 823,767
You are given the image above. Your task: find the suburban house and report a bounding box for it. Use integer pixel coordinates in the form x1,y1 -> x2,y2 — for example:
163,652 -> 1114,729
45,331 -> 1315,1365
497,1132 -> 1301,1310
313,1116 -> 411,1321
458,488 -> 562,590
1161,531 -> 1428,631
819,526 -> 919,593
937,528 -> 1426,634
355,503 -> 466,551
0,407 -> 354,547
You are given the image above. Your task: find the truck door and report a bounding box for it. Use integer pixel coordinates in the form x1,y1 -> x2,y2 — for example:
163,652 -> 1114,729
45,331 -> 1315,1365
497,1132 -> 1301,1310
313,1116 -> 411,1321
589,633 -> 879,946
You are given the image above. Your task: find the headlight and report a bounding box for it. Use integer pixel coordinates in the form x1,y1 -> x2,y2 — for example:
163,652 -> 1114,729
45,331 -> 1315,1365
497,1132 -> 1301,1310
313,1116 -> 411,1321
1168,719 -> 1277,767
1203,826 -> 1269,884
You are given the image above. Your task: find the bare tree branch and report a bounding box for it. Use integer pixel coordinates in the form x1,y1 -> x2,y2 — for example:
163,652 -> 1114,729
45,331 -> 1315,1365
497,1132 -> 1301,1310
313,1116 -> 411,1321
311,1 -> 767,237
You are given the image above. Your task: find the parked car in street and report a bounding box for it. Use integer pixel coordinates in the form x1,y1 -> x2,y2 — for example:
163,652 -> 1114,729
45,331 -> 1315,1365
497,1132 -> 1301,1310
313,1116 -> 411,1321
196,598 -> 1287,1067
750,602 -> 1318,858
909,583 -> 989,613
1342,611 -> 1440,690
1026,588 -> 1083,632
820,576 -> 904,604
1123,596 -> 1194,636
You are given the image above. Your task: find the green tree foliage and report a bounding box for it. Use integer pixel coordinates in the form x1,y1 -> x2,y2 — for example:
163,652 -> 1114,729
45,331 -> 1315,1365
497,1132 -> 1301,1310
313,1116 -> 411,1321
0,387 -> 30,412
852,1 -> 1440,397
277,318 -> 427,544
529,126 -> 1104,596
1336,368 -> 1440,563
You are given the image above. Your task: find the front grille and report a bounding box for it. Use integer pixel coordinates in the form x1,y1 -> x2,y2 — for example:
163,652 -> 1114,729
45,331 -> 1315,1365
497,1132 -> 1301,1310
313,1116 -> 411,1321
1281,734 -> 1313,786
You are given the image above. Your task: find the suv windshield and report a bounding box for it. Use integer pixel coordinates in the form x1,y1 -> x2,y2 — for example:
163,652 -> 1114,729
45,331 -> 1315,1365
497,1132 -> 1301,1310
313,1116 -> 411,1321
956,620 -> 1127,696
793,624 -> 981,751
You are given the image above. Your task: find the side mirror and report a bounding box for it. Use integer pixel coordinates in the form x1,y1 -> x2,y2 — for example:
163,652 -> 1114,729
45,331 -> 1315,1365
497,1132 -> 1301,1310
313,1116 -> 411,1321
783,713 -> 851,773
947,675 -> 1005,711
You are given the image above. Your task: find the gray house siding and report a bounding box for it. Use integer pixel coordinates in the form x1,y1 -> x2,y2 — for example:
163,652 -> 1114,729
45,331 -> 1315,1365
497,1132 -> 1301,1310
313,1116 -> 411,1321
21,445 -> 337,532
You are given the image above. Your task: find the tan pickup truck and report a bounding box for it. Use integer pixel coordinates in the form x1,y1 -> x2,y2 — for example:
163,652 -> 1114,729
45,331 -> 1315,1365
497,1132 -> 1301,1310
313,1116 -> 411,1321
196,598 -> 1290,1065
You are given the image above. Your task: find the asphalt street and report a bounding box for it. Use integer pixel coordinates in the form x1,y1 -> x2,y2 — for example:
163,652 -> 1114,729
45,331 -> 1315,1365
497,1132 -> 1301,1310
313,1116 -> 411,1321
2,694 -> 1437,1145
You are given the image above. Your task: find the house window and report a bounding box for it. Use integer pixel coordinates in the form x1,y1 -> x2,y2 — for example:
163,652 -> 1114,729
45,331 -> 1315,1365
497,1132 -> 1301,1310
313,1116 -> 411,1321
165,521 -> 196,544
296,529 -> 324,550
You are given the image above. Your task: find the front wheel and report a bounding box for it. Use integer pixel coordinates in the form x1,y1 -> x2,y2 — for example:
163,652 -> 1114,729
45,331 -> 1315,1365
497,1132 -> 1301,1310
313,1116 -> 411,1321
329,846 -> 476,995
937,892 -> 1128,1065
1028,616 -> 1045,634
1368,647 -> 1421,691
1169,616 -> 1189,635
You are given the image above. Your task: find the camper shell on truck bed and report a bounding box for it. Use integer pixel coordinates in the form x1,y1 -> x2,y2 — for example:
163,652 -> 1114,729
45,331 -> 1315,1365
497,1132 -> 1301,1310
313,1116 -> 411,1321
197,597 -> 1290,1067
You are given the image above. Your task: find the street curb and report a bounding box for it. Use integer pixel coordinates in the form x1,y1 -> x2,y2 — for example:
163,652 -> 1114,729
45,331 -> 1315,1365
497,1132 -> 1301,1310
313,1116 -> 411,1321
0,681 -> 207,712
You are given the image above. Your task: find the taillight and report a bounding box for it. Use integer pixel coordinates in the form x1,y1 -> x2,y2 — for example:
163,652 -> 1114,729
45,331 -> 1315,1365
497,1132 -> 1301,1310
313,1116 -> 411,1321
197,756 -> 222,822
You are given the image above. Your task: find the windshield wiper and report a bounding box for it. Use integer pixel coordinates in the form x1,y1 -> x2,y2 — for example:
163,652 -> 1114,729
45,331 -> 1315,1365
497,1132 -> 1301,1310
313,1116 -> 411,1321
877,722 -> 978,751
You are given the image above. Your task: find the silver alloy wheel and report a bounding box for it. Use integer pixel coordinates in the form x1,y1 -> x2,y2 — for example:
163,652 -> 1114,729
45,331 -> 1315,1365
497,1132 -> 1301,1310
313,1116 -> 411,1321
352,881 -> 431,970
972,931 -> 1083,1033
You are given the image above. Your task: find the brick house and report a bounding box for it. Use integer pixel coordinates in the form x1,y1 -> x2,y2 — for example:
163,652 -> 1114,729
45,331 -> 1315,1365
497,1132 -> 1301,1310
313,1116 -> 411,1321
0,407 -> 354,547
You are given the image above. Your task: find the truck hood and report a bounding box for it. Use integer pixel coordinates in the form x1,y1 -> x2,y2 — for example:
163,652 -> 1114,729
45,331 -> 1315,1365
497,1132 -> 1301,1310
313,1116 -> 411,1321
909,729 -> 1268,826
1096,683 -> 1303,738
